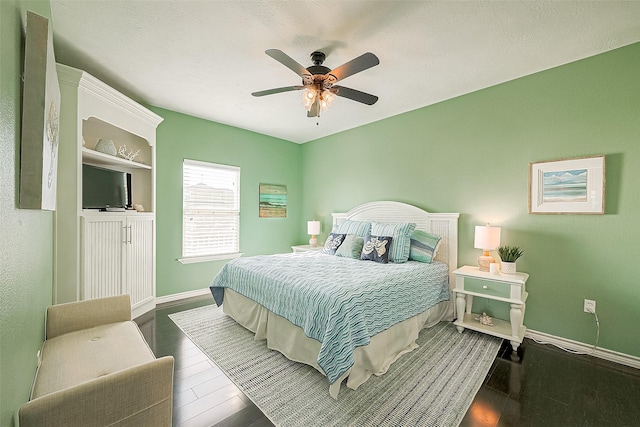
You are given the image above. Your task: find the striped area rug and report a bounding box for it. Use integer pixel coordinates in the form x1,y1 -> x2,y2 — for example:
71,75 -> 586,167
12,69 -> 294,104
169,304 -> 501,427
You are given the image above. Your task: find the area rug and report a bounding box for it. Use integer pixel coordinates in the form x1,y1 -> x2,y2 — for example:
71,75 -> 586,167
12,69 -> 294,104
169,304 -> 501,427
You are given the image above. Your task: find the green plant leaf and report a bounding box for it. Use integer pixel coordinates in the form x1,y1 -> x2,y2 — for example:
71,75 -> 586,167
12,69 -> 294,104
498,245 -> 524,262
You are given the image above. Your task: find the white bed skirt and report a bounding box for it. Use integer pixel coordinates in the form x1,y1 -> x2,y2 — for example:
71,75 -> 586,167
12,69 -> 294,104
222,288 -> 449,398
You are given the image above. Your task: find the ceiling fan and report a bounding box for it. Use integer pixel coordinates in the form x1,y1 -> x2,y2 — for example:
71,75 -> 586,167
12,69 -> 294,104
251,49 -> 380,118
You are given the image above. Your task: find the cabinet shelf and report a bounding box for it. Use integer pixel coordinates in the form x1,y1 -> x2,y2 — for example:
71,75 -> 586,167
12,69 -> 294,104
82,147 -> 151,169
454,313 -> 525,342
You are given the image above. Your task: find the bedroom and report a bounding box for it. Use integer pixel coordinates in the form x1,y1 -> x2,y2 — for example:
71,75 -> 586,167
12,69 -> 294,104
2,0 -> 640,426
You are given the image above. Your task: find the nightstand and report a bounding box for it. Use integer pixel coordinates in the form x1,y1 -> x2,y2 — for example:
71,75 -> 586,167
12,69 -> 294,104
291,244 -> 323,253
452,265 -> 529,352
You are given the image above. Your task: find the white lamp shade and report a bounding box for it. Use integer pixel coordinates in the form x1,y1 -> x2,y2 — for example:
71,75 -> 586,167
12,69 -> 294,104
474,225 -> 501,250
307,220 -> 321,235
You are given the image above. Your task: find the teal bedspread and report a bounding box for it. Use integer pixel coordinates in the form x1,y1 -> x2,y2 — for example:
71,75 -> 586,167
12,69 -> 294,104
210,252 -> 449,384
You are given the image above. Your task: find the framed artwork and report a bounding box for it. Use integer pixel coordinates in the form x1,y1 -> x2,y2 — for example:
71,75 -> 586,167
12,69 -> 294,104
529,155 -> 605,214
259,183 -> 287,218
19,11 -> 61,210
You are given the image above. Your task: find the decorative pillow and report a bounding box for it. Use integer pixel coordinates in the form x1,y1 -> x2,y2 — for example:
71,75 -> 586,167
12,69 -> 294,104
409,230 -> 442,263
335,234 -> 365,259
335,220 -> 371,238
322,233 -> 346,255
360,235 -> 393,264
370,222 -> 416,263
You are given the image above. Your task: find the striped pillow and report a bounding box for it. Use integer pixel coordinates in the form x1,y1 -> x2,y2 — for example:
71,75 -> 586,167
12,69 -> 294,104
335,220 -> 371,238
370,222 -> 416,263
409,230 -> 442,263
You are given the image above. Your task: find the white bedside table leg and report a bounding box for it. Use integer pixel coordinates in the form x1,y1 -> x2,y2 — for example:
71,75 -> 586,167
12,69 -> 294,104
455,293 -> 466,333
510,302 -> 523,351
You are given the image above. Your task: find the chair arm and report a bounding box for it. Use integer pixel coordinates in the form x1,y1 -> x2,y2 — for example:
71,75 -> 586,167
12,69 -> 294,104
46,295 -> 132,339
18,355 -> 174,427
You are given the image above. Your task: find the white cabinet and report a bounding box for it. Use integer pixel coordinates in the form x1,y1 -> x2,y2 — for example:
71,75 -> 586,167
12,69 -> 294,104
55,64 -> 162,317
81,214 -> 155,318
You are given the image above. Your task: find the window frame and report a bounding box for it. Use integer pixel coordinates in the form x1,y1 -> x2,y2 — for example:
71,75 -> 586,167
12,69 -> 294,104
178,159 -> 242,264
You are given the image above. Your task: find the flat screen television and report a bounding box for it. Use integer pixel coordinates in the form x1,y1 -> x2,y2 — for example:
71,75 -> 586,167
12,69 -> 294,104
82,164 -> 132,209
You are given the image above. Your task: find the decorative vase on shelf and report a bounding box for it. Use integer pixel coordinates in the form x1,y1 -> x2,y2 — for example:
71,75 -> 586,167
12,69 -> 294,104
501,261 -> 517,275
95,138 -> 117,156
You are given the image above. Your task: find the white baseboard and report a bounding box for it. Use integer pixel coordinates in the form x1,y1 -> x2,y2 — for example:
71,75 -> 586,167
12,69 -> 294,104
155,288 -> 211,305
526,329 -> 640,370
153,290 -> 640,370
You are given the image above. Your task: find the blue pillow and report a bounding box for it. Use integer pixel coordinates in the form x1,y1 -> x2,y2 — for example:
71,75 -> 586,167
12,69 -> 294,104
360,235 -> 393,264
335,234 -> 365,259
335,220 -> 371,238
322,233 -> 346,255
370,222 -> 416,263
409,230 -> 442,263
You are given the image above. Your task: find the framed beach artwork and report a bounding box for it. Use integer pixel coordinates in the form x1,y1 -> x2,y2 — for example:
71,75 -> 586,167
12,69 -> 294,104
259,183 -> 287,218
529,155 -> 605,214
19,11 -> 61,210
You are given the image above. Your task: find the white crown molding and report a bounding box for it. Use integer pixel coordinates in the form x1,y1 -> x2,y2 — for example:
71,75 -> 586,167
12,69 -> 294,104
56,63 -> 163,128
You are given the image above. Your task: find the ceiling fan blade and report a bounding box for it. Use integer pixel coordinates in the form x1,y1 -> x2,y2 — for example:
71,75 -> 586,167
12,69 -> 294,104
327,52 -> 379,83
252,86 -> 304,97
331,86 -> 378,105
265,49 -> 312,79
307,99 -> 320,117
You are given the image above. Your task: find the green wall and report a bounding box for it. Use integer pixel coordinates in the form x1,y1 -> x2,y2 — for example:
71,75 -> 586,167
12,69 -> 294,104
301,42 -> 640,358
150,106 -> 302,297
2,4 -> 637,422
0,1 -> 56,425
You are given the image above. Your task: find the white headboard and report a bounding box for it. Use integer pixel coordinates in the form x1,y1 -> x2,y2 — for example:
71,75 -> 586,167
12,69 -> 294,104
332,201 -> 460,282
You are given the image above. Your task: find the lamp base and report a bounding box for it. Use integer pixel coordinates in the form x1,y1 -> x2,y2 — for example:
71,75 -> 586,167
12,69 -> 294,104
478,251 -> 495,272
309,236 -> 318,247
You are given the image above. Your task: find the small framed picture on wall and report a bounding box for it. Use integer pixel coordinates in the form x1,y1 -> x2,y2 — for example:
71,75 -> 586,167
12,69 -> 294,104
259,183 -> 287,218
529,155 -> 605,214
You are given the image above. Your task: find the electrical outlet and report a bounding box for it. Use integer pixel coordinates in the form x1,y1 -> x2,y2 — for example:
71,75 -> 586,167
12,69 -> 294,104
584,299 -> 596,313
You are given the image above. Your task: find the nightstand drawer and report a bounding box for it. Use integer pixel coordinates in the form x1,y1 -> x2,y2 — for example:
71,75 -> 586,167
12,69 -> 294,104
464,278 -> 510,298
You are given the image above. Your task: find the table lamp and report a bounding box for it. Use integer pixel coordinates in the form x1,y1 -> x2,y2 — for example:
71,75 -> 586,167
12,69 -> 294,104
307,220 -> 321,247
474,224 -> 501,271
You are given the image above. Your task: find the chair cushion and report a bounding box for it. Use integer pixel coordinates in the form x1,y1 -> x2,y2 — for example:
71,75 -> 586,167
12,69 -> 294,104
32,321 -> 155,399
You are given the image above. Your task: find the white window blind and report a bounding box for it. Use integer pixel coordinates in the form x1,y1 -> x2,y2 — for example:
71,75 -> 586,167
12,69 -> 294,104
182,159 -> 240,259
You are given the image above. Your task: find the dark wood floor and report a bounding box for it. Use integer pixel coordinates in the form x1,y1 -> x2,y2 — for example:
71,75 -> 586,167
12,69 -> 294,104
136,297 -> 640,427
136,297 -> 273,427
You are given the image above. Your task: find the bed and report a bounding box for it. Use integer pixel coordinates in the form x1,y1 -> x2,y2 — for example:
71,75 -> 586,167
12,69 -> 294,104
209,201 -> 459,397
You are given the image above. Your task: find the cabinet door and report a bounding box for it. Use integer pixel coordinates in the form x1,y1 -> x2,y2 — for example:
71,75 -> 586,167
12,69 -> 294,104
126,216 -> 154,307
81,216 -> 126,300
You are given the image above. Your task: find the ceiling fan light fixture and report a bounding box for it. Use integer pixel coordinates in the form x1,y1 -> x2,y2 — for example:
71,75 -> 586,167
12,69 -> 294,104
302,88 -> 316,111
320,90 -> 336,112
257,49 -> 380,118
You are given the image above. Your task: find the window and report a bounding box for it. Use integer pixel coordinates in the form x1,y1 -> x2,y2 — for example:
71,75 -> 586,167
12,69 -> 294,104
180,159 -> 240,263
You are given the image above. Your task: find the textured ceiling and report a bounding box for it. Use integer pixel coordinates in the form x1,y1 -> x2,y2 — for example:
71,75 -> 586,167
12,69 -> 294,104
50,1 -> 640,144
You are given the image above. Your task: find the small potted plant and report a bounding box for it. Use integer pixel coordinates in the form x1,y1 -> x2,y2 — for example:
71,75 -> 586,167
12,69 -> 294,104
498,246 -> 524,275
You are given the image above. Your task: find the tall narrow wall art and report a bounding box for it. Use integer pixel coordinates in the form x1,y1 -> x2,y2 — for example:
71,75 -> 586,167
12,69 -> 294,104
19,11 -> 61,210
